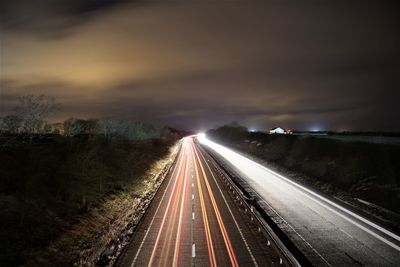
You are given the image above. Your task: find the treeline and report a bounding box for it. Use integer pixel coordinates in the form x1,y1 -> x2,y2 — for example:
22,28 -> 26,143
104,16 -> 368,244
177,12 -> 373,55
0,95 -> 179,141
206,122 -> 248,141
62,118 -> 176,141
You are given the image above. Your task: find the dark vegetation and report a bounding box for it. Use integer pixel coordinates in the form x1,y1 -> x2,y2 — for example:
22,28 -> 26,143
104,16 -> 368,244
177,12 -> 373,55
207,124 -> 400,215
293,131 -> 400,137
0,136 -> 178,266
0,95 -> 181,266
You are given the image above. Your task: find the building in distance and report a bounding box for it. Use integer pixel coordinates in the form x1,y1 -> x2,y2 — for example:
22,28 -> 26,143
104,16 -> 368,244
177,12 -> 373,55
269,127 -> 292,134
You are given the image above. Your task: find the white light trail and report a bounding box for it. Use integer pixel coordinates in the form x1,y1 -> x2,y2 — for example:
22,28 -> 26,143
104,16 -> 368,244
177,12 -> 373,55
197,133 -> 400,251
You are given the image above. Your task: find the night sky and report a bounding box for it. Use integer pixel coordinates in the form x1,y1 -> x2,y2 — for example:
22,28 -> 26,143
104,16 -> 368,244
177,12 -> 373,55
1,0 -> 399,131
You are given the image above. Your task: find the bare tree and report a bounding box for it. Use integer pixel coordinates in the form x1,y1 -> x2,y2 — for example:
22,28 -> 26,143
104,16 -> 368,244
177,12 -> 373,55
16,95 -> 59,134
64,118 -> 86,136
43,123 -> 53,134
98,119 -> 120,140
0,115 -> 23,133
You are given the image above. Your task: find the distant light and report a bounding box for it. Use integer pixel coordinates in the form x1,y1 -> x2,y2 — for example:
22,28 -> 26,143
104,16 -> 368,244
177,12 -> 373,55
197,132 -> 206,141
249,128 -> 256,132
310,126 -> 321,132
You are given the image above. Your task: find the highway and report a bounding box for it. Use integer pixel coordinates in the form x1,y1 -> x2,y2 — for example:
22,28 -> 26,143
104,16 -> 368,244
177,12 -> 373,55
115,137 -> 288,267
198,134 -> 400,266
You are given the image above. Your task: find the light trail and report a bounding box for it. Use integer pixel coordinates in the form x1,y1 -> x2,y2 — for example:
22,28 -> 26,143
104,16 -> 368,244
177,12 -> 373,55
157,158 -> 185,265
192,141 -> 239,267
130,143 -> 184,267
160,141 -> 190,265
197,134 -> 400,255
117,137 -> 290,267
192,143 -> 217,267
148,149 -> 187,266
197,145 -> 259,267
172,147 -> 190,266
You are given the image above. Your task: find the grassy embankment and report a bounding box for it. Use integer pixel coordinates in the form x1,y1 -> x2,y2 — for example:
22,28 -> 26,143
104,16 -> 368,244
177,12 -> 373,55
0,135 -> 179,266
207,126 -> 400,225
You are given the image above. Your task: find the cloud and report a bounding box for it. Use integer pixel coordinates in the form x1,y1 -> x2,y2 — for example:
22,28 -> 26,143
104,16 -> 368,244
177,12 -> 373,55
1,0 -> 399,131
0,0 -> 140,38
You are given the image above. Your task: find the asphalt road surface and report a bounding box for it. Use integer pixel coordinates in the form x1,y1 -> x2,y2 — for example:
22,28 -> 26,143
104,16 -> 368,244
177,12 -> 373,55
198,134 -> 400,267
115,137 -> 282,267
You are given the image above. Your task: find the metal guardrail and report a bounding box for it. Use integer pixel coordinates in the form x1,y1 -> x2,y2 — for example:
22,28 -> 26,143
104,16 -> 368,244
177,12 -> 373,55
197,142 -> 309,267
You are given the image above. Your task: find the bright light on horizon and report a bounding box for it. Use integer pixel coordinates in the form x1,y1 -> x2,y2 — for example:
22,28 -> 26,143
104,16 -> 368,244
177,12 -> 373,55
197,132 -> 206,141
309,126 -> 322,132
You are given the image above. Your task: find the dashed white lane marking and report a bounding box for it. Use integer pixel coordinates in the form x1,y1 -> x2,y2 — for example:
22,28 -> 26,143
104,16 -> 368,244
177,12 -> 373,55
192,212 -> 195,220
192,183 -> 194,187
197,148 -> 259,267
192,194 -> 195,200
192,243 -> 196,258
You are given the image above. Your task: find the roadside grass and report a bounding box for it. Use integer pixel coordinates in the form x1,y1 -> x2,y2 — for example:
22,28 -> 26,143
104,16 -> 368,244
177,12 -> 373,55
0,135 -> 178,266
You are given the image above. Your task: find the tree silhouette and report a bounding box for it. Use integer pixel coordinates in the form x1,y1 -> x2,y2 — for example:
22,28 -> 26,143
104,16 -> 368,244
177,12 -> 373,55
16,95 -> 59,134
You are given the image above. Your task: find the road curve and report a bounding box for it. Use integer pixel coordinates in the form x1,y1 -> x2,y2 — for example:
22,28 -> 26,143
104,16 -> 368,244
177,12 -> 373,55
198,134 -> 400,266
115,137 -> 284,267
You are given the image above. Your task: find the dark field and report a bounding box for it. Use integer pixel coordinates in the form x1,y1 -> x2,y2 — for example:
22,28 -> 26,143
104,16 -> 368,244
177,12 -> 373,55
0,135 -> 177,266
207,126 -> 400,223
295,133 -> 400,146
